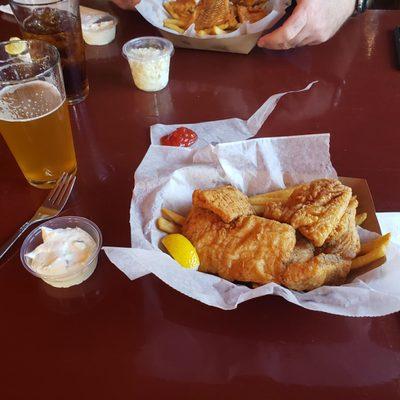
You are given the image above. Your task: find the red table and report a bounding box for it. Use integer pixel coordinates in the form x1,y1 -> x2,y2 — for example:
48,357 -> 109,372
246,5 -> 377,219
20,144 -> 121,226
1,4 -> 400,399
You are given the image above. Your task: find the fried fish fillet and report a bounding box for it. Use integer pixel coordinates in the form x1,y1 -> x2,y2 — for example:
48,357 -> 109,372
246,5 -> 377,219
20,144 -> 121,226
182,207 -> 296,284
283,254 -> 351,291
288,235 -> 314,264
237,5 -> 267,23
193,185 -> 254,223
263,179 -> 352,247
322,196 -> 360,259
194,0 -> 236,30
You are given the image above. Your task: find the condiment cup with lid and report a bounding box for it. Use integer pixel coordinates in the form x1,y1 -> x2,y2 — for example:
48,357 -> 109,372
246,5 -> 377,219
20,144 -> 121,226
20,216 -> 102,288
122,36 -> 174,92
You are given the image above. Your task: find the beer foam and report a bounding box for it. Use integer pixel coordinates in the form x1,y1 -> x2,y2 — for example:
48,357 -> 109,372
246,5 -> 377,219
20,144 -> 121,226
0,80 -> 63,122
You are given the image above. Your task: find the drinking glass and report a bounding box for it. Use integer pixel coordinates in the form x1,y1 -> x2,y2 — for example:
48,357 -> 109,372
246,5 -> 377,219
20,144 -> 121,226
0,39 -> 77,188
10,0 -> 89,104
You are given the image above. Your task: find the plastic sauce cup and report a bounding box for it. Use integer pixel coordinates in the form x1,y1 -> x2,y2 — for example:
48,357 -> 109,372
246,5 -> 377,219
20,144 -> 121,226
20,216 -> 102,288
122,36 -> 174,92
82,14 -> 117,45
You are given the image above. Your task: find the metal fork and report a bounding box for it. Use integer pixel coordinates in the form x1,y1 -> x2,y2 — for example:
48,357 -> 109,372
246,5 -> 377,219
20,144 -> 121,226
0,172 -> 76,260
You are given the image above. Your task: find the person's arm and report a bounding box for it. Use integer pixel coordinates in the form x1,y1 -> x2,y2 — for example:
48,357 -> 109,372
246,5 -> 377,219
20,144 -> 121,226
258,0 -> 360,50
110,0 -> 140,10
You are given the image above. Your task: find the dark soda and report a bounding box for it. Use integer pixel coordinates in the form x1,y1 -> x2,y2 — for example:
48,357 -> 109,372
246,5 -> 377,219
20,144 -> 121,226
21,7 -> 88,104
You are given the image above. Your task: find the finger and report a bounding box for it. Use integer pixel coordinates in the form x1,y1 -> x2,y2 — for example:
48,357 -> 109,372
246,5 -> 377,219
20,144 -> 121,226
287,28 -> 314,48
258,6 -> 307,50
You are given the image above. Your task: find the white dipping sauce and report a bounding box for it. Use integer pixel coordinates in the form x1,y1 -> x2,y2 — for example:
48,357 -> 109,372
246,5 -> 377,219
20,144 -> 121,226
26,227 -> 97,287
82,18 -> 116,45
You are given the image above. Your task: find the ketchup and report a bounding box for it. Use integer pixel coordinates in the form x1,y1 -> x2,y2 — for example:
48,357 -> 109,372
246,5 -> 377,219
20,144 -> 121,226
161,127 -> 198,147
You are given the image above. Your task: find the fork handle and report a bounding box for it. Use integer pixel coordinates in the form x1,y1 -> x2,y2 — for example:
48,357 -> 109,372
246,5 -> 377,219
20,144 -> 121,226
0,221 -> 32,261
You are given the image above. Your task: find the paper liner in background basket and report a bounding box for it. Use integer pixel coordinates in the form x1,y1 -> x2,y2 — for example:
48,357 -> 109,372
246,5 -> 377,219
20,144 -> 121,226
136,0 -> 291,54
104,83 -> 400,316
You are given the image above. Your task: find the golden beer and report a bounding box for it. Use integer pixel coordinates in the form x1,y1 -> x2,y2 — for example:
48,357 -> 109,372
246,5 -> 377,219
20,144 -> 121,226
0,80 -> 77,188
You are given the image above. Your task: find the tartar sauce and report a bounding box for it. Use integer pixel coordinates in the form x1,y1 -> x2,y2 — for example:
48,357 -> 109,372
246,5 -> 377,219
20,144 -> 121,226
26,227 -> 96,276
126,47 -> 171,92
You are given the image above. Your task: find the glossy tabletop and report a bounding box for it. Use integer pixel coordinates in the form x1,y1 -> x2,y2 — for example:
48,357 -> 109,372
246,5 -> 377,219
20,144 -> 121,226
1,4 -> 400,399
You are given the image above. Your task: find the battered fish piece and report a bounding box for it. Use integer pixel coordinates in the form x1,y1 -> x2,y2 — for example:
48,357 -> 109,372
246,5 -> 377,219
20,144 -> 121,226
237,5 -> 267,23
264,179 -> 352,247
283,254 -> 351,291
322,196 -> 360,259
194,0 -> 236,30
182,207 -> 296,284
289,235 -> 314,264
193,185 -> 254,223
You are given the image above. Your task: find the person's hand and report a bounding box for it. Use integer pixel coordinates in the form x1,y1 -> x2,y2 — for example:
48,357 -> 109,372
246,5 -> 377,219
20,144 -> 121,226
111,0 -> 140,10
258,0 -> 355,49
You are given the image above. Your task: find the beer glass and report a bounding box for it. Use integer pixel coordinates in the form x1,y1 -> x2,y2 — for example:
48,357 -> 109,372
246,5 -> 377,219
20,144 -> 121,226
0,40 -> 77,188
10,0 -> 89,104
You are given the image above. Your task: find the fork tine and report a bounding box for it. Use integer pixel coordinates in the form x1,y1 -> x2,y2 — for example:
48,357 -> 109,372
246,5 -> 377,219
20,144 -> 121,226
53,174 -> 76,210
51,172 -> 73,206
48,172 -> 68,203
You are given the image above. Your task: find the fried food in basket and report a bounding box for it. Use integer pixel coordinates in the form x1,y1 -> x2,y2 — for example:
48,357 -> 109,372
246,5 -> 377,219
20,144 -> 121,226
322,196 -> 361,259
157,180 -> 390,292
236,5 -> 267,23
282,254 -> 351,291
192,185 -> 254,223
163,0 -> 269,35
194,0 -> 237,31
183,207 -> 296,284
263,179 -> 352,247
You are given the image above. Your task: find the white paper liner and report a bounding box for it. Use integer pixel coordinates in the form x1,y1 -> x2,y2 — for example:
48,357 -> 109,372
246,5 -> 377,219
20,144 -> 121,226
0,4 -> 12,14
103,132 -> 400,316
136,0 -> 290,39
377,212 -> 400,245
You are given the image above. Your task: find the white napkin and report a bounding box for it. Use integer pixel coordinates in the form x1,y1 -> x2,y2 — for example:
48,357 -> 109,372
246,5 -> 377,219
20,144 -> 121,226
150,81 -> 318,147
377,213 -> 400,245
0,4 -> 12,14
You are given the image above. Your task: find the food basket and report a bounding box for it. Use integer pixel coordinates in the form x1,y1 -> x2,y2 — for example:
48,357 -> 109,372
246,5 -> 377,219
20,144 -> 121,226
136,0 -> 291,54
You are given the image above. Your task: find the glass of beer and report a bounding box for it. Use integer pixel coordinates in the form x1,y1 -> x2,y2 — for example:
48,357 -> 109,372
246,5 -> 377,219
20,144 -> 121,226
0,39 -> 77,188
10,0 -> 89,104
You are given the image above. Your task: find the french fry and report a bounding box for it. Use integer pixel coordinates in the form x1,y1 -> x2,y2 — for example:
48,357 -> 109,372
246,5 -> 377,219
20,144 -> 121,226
163,2 -> 180,19
248,186 -> 298,205
157,217 -> 181,234
359,233 -> 391,255
211,25 -> 226,35
161,208 -> 186,226
351,245 -> 387,270
163,20 -> 185,33
164,18 -> 187,28
252,204 -> 265,216
355,212 -> 367,226
197,29 -> 208,36
217,23 -> 229,30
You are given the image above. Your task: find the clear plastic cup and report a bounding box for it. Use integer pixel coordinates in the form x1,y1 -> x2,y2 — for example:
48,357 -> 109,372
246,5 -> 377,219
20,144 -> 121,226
20,216 -> 102,288
82,14 -> 118,45
122,36 -> 174,92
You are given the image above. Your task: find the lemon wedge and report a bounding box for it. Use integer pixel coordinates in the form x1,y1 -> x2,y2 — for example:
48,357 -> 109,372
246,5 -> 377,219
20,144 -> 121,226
5,37 -> 27,56
162,234 -> 200,270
